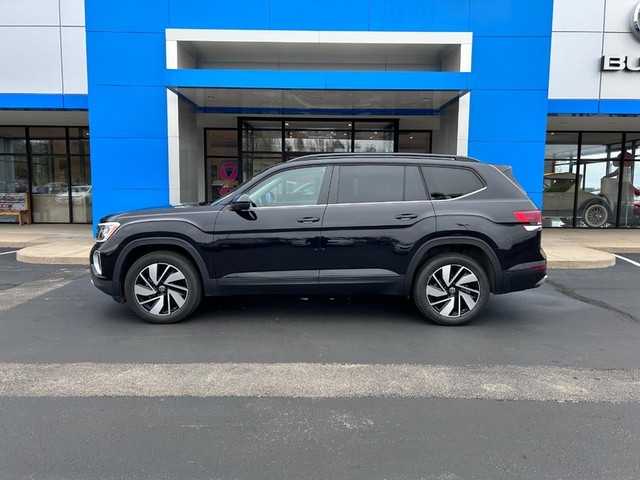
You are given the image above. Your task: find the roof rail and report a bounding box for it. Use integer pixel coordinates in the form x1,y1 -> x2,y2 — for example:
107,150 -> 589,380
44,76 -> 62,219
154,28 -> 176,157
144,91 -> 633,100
286,153 -> 478,163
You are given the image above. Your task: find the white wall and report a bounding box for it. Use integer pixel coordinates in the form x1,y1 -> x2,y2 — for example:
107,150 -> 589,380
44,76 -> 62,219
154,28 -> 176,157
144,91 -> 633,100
0,0 -> 87,94
549,0 -> 640,100
178,97 -> 204,203
431,93 -> 469,156
167,90 -> 205,205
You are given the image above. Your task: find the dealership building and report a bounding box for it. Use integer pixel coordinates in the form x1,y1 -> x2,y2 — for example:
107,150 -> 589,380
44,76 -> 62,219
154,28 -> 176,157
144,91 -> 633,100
1,0 -> 639,228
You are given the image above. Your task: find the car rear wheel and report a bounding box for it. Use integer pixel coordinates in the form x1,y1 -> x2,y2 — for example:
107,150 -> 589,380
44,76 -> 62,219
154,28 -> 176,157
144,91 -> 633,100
582,203 -> 608,228
413,253 -> 490,326
124,251 -> 202,324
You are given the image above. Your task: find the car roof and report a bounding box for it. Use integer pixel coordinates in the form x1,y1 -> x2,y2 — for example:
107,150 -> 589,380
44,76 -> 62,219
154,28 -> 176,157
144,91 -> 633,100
286,153 -> 479,165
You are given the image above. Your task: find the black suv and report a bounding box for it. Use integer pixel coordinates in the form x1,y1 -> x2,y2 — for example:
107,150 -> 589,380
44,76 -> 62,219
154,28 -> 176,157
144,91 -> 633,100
90,153 -> 546,325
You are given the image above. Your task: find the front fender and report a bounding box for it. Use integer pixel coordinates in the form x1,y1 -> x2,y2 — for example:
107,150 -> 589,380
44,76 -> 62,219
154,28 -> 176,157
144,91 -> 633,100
113,237 -> 217,297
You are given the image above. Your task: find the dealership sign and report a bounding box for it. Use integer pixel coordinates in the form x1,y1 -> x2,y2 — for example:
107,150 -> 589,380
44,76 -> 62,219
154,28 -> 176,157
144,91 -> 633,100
601,2 -> 640,71
632,1 -> 640,40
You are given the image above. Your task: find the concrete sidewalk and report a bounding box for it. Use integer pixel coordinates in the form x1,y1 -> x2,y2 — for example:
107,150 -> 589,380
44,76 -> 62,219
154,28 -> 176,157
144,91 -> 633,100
0,223 -> 638,269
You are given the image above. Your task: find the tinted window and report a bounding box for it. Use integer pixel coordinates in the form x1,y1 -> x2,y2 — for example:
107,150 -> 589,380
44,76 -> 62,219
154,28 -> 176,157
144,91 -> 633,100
337,165 -> 403,203
248,166 -> 326,207
421,166 -> 484,200
405,166 -> 427,201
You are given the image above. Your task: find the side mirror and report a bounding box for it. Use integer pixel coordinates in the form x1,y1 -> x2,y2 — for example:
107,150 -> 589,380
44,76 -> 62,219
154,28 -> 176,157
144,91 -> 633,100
231,194 -> 252,211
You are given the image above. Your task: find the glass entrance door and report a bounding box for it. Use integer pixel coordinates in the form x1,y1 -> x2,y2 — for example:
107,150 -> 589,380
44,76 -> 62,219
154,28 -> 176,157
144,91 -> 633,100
241,118 -> 396,184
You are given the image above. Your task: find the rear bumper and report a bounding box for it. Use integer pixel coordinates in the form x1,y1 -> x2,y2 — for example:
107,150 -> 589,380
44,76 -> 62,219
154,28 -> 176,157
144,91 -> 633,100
498,268 -> 547,294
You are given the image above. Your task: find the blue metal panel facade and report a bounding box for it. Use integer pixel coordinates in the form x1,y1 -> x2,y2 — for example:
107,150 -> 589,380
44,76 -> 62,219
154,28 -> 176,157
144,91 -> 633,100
80,0 -> 556,223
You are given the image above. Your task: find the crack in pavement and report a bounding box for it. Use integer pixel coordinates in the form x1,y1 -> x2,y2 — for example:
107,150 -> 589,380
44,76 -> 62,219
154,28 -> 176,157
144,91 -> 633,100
547,279 -> 640,323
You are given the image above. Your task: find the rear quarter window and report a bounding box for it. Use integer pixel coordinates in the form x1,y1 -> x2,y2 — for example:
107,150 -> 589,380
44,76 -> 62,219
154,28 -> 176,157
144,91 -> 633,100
421,166 -> 485,200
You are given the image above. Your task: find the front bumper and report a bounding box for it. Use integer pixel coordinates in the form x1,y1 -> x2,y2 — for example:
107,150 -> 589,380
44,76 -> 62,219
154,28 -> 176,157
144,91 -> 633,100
90,268 -> 125,302
89,244 -> 124,302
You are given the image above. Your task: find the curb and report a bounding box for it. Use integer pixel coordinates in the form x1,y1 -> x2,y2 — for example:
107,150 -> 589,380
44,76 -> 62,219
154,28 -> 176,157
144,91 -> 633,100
15,243 -> 93,266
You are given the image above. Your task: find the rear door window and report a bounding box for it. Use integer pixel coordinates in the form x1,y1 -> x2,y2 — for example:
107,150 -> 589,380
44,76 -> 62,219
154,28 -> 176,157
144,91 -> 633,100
337,165 -> 404,203
421,166 -> 485,200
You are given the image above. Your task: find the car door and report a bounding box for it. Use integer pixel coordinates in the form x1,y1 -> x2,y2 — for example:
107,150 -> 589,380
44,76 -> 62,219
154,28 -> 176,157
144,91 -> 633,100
213,165 -> 330,295
319,163 -> 436,294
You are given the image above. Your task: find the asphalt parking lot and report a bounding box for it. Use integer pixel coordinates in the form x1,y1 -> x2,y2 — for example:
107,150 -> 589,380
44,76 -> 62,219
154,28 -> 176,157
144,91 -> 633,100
0,248 -> 639,479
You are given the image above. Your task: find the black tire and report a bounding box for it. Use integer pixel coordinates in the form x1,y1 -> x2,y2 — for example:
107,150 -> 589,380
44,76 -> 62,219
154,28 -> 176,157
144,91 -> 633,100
412,253 -> 490,326
124,250 -> 202,324
582,202 -> 608,228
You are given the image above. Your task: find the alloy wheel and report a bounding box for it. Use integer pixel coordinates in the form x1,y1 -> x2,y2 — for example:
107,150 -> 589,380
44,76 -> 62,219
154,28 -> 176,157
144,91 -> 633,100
133,262 -> 189,316
426,264 -> 480,318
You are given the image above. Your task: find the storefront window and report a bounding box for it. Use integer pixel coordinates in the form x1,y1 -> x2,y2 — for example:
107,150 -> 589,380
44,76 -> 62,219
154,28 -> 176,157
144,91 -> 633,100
70,156 -> 92,223
31,156 -> 70,223
0,126 -> 90,224
206,129 -> 239,200
354,122 -> 394,153
398,131 -> 431,153
0,155 -> 28,194
543,131 -> 640,229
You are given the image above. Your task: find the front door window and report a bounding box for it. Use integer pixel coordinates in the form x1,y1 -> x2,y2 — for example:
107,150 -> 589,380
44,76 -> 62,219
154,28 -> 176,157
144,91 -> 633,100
249,166 -> 327,207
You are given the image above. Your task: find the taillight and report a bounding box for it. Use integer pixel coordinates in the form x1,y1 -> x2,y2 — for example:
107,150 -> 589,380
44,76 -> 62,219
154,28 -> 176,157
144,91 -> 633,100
513,210 -> 542,231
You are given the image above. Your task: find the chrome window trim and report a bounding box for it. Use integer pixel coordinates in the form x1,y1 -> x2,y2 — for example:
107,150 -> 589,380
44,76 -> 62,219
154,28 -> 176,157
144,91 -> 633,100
429,186 -> 487,202
327,200 -> 433,207
244,203 -> 328,210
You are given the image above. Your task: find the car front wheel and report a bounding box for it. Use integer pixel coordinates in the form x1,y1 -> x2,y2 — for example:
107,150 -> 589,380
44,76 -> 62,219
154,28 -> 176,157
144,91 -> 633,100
413,253 -> 490,326
124,251 -> 202,324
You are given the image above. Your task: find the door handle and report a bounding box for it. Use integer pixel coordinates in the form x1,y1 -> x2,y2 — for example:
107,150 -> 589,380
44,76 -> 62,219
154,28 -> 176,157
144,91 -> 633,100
297,216 -> 320,223
395,213 -> 418,220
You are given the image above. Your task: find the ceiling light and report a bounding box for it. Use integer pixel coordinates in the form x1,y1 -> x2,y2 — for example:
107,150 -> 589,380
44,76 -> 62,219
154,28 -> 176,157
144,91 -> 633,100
421,97 -> 431,102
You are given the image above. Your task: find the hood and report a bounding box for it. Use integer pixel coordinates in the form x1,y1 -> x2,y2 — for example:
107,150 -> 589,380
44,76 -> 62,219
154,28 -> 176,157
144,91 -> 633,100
100,202 -> 222,224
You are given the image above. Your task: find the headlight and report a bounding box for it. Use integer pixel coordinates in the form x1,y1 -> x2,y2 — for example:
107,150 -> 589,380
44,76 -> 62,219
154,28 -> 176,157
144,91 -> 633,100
96,222 -> 120,242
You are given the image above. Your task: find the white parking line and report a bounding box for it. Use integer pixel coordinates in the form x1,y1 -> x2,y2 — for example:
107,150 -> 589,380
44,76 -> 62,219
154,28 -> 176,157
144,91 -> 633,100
0,362 -> 639,403
614,254 -> 640,268
0,250 -> 19,256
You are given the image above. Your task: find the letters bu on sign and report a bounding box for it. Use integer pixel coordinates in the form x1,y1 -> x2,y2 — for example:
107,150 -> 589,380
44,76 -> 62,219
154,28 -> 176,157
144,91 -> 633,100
602,56 -> 640,72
